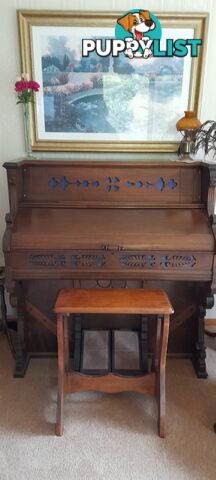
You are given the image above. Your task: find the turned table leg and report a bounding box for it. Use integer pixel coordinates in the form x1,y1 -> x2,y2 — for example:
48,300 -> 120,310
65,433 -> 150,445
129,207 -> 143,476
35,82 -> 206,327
154,315 -> 162,373
157,314 -> 170,438
64,315 -> 70,372
56,313 -> 65,436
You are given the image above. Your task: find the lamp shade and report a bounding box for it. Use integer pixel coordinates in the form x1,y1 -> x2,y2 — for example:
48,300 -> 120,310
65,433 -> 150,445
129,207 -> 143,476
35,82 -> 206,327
176,111 -> 201,131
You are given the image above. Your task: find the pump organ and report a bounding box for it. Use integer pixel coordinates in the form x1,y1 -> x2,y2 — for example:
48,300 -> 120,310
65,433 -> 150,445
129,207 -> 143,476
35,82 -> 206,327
3,156 -> 216,377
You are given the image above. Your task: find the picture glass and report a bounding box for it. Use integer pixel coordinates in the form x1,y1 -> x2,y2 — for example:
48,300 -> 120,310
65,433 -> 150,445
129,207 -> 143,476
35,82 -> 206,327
32,25 -> 194,143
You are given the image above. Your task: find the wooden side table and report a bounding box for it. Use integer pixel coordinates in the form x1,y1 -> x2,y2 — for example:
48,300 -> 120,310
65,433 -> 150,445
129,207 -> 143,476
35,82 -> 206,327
54,288 -> 174,437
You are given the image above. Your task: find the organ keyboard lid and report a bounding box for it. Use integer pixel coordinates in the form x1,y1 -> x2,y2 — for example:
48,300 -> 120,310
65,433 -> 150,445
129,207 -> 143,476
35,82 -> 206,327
11,207 -> 214,252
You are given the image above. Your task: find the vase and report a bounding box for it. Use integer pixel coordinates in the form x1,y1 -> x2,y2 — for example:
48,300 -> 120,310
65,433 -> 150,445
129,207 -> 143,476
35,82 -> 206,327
23,103 -> 33,157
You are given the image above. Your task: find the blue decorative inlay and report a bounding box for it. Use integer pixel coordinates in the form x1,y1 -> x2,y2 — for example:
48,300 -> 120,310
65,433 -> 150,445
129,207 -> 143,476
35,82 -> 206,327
55,255 -> 66,266
160,255 -> 196,269
48,176 -> 100,191
29,254 -> 65,267
96,256 -> 105,267
71,255 -> 78,268
125,178 -> 177,192
126,181 -> 132,188
93,180 -> 100,187
156,177 -> 165,192
105,176 -> 120,192
146,255 -> 156,267
160,256 -> 167,269
119,254 -> 196,270
48,176 -> 177,193
60,176 -> 69,191
119,254 -> 156,269
48,177 -> 58,189
167,178 -> 177,190
71,254 -> 105,269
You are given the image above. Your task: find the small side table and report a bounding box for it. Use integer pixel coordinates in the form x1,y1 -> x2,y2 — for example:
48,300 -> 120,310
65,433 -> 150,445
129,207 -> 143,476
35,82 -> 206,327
54,288 -> 173,437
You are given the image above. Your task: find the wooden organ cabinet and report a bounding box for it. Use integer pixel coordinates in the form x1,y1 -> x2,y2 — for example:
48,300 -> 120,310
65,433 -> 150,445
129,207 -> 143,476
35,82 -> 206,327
3,156 -> 216,378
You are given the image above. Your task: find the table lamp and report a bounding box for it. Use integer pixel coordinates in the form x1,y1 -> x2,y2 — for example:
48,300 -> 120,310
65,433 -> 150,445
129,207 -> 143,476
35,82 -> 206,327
176,110 -> 201,160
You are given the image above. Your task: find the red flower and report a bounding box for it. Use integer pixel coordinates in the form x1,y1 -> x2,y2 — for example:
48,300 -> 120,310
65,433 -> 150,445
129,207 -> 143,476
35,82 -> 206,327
15,80 -> 40,92
15,77 -> 40,104
15,80 -> 28,92
28,80 -> 40,92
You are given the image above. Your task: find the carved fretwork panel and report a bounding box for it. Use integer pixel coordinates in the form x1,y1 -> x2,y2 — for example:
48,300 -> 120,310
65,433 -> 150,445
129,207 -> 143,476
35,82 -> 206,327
9,251 -> 212,281
159,255 -> 196,269
29,254 -> 66,267
18,163 -> 202,207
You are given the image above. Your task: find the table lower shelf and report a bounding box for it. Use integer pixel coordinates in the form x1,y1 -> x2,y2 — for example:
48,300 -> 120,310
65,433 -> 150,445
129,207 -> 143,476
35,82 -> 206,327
64,371 -> 156,395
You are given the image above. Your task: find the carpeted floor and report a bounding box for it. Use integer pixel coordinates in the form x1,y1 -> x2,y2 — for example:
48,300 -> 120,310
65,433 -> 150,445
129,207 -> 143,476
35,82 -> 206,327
0,335 -> 215,480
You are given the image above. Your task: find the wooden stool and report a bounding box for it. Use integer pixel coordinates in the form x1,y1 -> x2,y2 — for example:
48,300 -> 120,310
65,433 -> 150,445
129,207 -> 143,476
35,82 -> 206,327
54,288 -> 173,437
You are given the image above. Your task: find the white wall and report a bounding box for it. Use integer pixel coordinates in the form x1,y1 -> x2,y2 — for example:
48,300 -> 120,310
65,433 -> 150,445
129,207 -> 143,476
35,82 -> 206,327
0,0 -> 216,308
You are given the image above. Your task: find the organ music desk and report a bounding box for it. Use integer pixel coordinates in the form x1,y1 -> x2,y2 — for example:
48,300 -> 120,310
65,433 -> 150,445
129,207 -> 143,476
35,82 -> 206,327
3,155 -> 216,378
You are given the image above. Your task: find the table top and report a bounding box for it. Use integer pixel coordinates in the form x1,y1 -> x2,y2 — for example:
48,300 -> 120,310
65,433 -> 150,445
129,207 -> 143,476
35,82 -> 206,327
54,288 -> 174,315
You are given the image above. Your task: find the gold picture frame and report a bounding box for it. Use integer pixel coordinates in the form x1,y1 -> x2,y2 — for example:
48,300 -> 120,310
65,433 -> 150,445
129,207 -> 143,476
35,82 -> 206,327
18,10 -> 208,152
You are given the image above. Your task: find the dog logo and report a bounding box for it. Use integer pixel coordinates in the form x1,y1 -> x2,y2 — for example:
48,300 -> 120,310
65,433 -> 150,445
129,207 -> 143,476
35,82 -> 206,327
116,9 -> 161,59
82,12 -> 202,59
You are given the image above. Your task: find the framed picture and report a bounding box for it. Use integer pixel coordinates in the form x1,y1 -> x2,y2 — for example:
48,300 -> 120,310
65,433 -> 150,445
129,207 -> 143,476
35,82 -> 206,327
18,10 -> 208,152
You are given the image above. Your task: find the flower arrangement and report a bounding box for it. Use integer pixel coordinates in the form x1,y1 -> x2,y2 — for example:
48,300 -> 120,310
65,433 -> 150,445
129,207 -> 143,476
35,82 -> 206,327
15,73 -> 40,157
15,73 -> 40,104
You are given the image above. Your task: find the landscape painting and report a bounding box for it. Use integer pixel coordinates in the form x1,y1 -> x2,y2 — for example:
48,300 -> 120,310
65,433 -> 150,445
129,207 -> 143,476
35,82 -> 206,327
32,25 -> 192,143
19,11 -> 205,151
